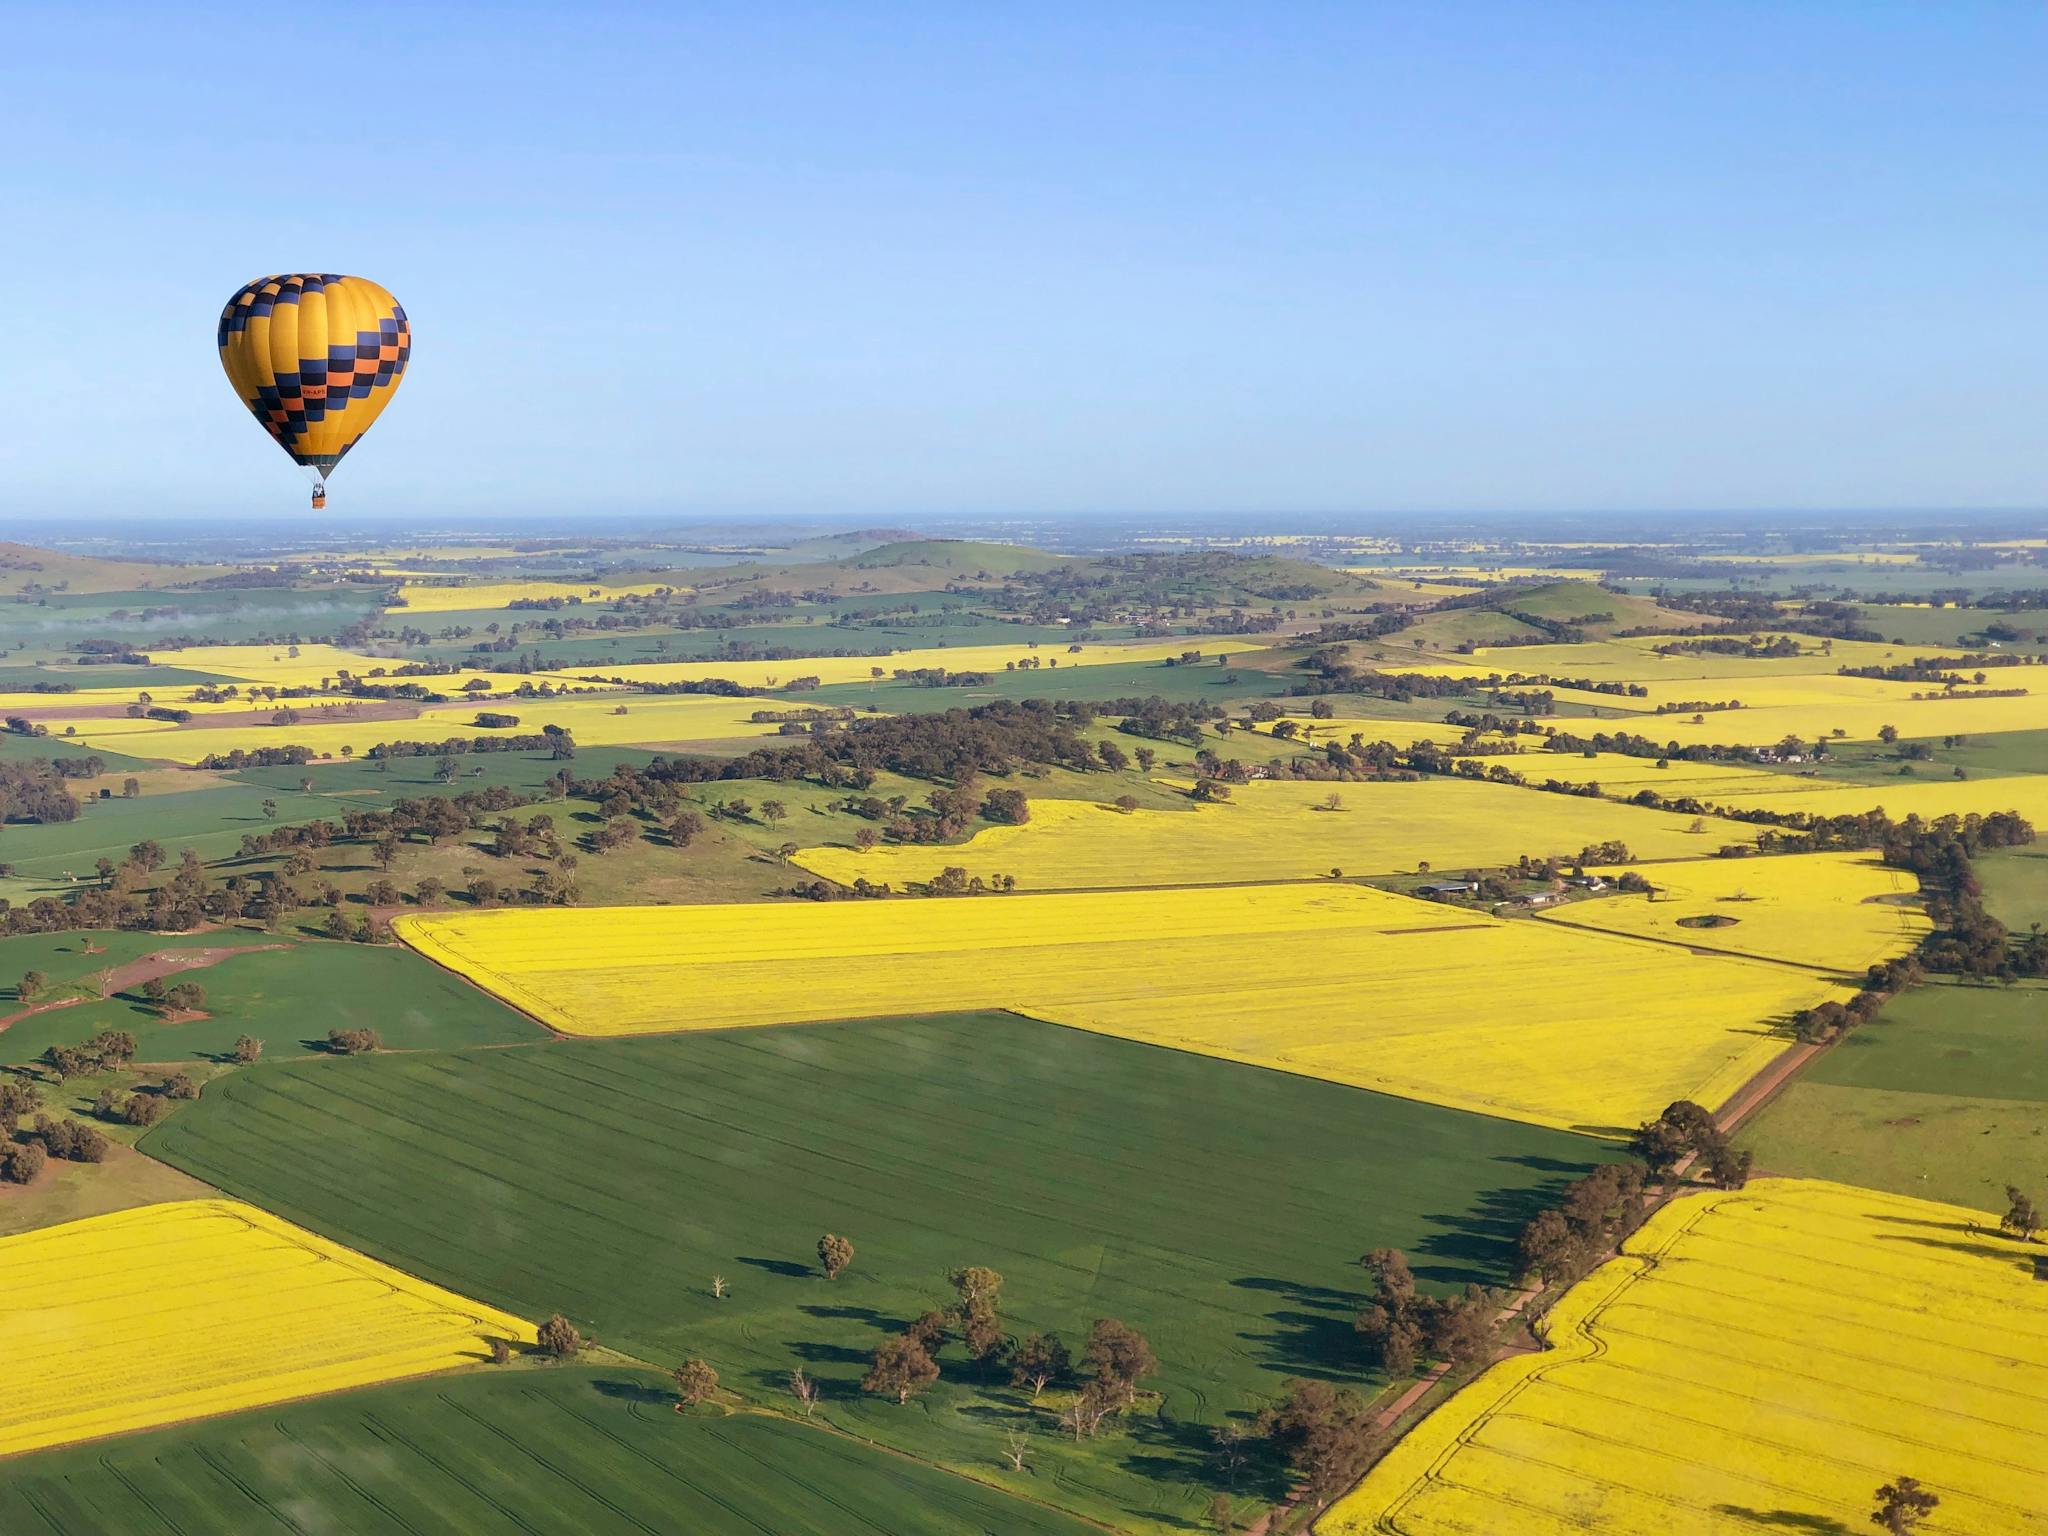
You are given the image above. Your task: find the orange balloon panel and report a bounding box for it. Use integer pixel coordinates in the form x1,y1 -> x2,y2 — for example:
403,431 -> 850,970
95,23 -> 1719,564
217,274 -> 409,479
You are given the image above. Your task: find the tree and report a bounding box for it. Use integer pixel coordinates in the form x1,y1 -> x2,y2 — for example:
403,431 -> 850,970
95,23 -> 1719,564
788,1365 -> 820,1417
162,1072 -> 199,1100
327,1027 -> 383,1055
862,1333 -> 939,1404
262,798 -> 279,820
817,1232 -> 855,1279
1355,1248 -> 1426,1376
1075,1317 -> 1156,1429
17,970 -> 46,1004
982,788 -> 1030,824
1258,1378 -> 1382,1510
2002,1185 -> 2042,1242
164,981 -> 205,1014
0,1138 -> 47,1184
1009,1332 -> 1070,1399
1872,1476 -> 1938,1534
231,1034 -> 262,1064
536,1314 -> 585,1358
1002,1429 -> 1032,1473
950,1265 -> 1007,1363
673,1357 -> 719,1408
760,799 -> 787,824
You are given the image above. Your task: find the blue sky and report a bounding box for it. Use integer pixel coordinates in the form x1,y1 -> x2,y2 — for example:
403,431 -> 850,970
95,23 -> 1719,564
3,2 -> 2043,522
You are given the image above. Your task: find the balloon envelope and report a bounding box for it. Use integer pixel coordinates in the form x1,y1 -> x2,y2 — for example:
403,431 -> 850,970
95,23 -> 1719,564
217,274 -> 409,487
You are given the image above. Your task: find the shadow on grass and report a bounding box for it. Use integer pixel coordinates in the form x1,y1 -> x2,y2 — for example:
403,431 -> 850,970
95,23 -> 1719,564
589,1377 -> 673,1406
737,1254 -> 811,1278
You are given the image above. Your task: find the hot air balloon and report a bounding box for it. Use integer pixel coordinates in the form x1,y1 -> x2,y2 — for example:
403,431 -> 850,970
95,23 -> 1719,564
217,274 -> 409,510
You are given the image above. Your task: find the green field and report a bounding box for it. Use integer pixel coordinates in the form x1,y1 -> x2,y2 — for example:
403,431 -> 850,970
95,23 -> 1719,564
0,663 -> 231,690
146,1011 -> 1608,1530
1,939 -> 547,1065
798,657 -> 1294,712
0,1368 -> 1093,1536
1978,844 -> 2048,929
1737,980 -> 2048,1209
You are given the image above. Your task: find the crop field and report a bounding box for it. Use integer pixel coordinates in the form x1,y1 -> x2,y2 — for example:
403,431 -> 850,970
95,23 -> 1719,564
1324,1178 -> 2048,1536
1736,981 -> 2048,1208
0,1369 -> 1099,1536
553,635 -> 1268,688
389,578 -> 688,611
0,1199 -> 533,1455
144,1012 -> 1610,1529
1537,851 -> 1926,972
57,690 -> 799,764
396,883 -> 1842,1131
0,940 -> 547,1066
794,777 -> 1750,891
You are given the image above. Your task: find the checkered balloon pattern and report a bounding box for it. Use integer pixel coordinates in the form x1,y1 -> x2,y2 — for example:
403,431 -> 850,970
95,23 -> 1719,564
218,274 -> 409,480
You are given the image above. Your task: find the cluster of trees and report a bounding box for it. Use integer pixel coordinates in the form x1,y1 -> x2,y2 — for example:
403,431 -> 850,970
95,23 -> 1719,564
1652,634 -> 1804,658
1514,1162 -> 1650,1287
40,1027 -> 138,1082
0,760 -> 83,824
1881,813 -> 2043,981
1628,1100 -> 1752,1190
1354,1249 -> 1497,1378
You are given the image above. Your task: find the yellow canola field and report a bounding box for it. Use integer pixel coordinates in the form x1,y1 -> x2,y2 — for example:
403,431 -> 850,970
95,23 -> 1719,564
144,643 -> 574,694
557,636 -> 1269,690
1323,1179 -> 2048,1536
391,579 -> 685,612
1416,635 -> 1914,683
0,1199 -> 533,1455
1537,851 -> 1925,972
398,883 -> 1841,1133
1241,717 -> 1509,750
794,777 -> 1752,891
58,692 -> 800,765
1508,753 -> 2048,825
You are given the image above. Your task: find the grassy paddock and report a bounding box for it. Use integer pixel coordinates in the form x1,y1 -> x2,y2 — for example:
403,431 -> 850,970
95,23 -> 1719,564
146,1011 -> 1609,1530
1737,980 -> 2048,1208
0,1368 -> 1094,1536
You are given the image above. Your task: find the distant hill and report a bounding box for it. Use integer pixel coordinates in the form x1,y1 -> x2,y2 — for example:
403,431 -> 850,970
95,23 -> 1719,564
847,539 -> 1073,577
0,542 -> 239,595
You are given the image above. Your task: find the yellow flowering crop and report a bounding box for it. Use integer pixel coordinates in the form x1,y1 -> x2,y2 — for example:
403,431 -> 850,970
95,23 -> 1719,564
63,690 -> 798,765
398,883 -> 1843,1132
0,1199 -> 533,1455
1323,1178 -> 2048,1536
391,579 -> 686,612
1538,851 -> 1926,972
794,778 -> 1750,891
549,636 -> 1268,690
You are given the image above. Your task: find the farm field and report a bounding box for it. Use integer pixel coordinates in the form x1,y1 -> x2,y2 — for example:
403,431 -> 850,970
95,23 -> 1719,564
394,883 -> 1844,1131
0,1199 -> 532,1455
555,635 -> 1268,688
1324,1178 -> 2048,1536
390,578 -> 687,611
1736,981 -> 2048,1209
55,690 -> 799,764
144,1013 -> 1612,1530
0,939 -> 547,1066
1536,851 -> 1926,972
0,1370 -> 1099,1536
793,777 -> 1752,891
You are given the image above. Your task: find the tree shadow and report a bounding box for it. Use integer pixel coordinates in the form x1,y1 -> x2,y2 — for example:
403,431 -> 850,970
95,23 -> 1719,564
736,1254 -> 811,1278
1231,1276 -> 1368,1380
1712,1505 -> 1850,1533
589,1377 -> 673,1405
